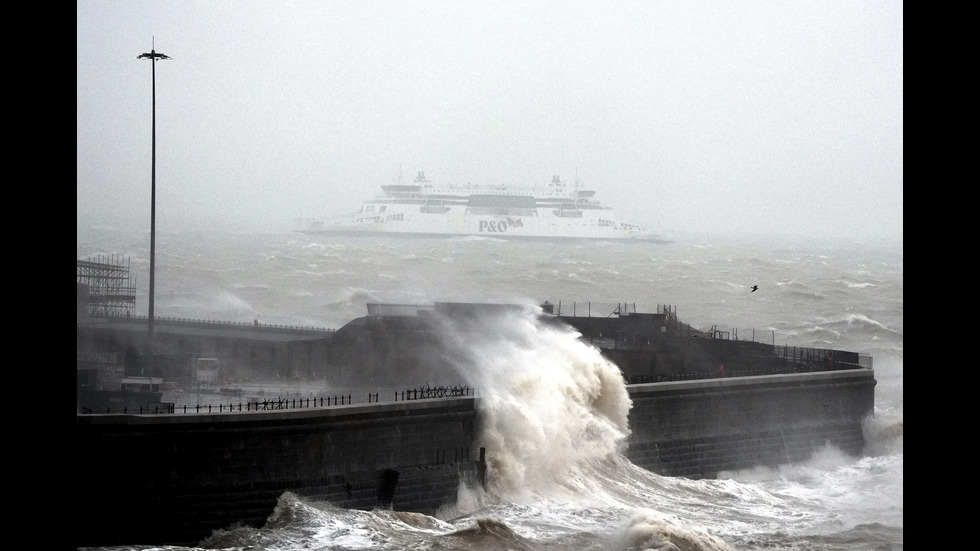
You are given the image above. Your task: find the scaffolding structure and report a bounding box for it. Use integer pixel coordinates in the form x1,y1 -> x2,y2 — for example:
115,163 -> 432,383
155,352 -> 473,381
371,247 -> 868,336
77,255 -> 137,318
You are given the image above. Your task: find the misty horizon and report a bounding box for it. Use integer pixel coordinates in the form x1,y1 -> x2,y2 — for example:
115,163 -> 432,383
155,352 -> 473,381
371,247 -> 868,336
77,1 -> 903,243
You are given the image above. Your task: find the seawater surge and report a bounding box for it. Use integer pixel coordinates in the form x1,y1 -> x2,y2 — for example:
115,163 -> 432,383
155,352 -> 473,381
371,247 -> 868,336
434,304 -> 631,500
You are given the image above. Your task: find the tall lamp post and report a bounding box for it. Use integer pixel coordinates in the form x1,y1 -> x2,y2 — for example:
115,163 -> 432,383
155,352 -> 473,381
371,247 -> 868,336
137,43 -> 171,338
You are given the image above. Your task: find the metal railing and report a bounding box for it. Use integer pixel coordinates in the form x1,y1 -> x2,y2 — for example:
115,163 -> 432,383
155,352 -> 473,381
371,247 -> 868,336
78,384 -> 476,415
396,384 -> 474,401
103,314 -> 335,333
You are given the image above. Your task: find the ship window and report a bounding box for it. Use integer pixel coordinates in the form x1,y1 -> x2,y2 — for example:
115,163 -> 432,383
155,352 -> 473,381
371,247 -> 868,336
379,206 -> 387,213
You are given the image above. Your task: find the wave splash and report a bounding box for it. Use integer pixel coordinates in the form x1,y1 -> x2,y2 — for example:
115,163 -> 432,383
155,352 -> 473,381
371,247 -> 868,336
433,304 -> 633,502
613,508 -> 735,551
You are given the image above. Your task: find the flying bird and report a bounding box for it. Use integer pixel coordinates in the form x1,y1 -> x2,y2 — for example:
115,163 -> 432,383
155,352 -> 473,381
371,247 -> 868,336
137,50 -> 172,60
750,285 -> 759,293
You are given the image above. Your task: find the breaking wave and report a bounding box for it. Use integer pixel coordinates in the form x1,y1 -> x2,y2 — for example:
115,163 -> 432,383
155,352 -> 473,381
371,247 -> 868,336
432,304 -> 632,501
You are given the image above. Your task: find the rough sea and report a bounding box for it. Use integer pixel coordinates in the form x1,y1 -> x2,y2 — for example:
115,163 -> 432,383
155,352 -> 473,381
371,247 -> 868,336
76,227 -> 903,551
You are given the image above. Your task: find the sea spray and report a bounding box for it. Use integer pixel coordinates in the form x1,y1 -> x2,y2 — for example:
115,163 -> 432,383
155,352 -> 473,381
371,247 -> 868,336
429,305 -> 744,551
432,304 -> 632,501
611,508 -> 735,551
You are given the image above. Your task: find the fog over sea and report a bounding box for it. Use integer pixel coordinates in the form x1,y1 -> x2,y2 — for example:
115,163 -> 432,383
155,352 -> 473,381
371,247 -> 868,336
77,227 -> 903,551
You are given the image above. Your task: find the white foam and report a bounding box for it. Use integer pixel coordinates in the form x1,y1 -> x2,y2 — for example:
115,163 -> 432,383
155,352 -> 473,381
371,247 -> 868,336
435,306 -> 632,502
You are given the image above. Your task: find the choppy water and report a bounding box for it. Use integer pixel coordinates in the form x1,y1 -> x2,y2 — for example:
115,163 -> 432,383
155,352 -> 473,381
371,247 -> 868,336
77,227 -> 903,551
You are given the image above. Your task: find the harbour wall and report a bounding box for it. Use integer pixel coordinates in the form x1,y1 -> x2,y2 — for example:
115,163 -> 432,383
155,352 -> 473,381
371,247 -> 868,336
624,369 -> 876,478
75,369 -> 875,548
75,397 -> 484,548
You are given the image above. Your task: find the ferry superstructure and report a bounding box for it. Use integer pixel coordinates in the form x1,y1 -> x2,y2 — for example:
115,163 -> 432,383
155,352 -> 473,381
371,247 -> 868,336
298,172 -> 665,241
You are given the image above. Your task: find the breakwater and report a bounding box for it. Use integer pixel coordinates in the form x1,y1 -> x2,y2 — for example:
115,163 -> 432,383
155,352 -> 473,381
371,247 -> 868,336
625,369 -> 876,478
75,368 -> 874,548
76,302 -> 877,547
75,397 -> 484,548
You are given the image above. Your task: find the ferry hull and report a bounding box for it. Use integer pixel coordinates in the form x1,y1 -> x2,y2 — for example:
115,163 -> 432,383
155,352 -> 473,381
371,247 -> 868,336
296,172 -> 668,242
297,213 -> 668,242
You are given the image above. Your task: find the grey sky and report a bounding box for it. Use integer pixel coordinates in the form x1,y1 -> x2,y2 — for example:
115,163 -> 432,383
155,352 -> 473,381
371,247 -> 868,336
77,1 -> 902,242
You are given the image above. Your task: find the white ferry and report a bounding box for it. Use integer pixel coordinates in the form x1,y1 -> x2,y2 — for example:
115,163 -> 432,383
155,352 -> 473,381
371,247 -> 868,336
297,172 -> 667,241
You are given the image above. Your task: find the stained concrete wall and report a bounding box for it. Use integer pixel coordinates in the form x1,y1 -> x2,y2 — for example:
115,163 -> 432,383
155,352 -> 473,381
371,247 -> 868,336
75,398 -> 484,548
624,369 -> 876,478
75,369 -> 875,547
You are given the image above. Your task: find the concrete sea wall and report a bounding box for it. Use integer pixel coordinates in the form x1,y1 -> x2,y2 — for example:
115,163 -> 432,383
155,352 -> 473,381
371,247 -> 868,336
75,397 -> 484,548
75,368 -> 875,547
625,370 -> 876,477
